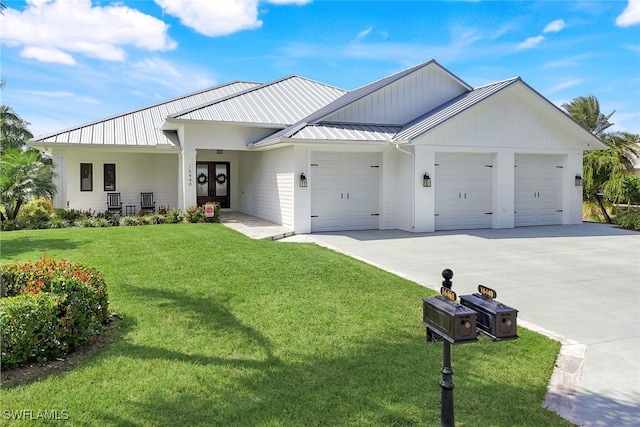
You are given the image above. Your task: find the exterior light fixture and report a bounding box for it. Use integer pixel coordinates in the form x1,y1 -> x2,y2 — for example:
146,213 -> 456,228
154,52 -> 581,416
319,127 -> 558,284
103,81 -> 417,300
423,173 -> 432,188
575,174 -> 583,186
300,173 -> 308,188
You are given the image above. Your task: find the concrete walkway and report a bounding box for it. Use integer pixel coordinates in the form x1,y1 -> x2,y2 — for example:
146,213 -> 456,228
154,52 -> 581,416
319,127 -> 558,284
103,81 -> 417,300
221,214 -> 640,426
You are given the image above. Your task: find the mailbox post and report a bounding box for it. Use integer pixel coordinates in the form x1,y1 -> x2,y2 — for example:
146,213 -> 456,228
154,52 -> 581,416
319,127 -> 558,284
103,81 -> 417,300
422,269 -> 519,427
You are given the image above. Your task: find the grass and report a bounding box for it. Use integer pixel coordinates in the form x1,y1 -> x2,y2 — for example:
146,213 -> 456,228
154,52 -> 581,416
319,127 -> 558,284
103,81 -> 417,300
0,225 -> 571,426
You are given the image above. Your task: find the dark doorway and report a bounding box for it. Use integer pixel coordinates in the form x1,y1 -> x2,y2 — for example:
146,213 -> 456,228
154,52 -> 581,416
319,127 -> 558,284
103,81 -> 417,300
196,162 -> 230,208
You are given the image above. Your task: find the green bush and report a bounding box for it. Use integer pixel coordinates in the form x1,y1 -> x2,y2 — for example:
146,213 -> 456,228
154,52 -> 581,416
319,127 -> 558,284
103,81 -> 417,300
17,199 -> 53,229
184,204 -> 219,223
166,209 -> 183,224
53,208 -> 84,222
0,256 -> 110,369
0,293 -> 60,369
119,216 -> 140,226
613,211 -> 640,231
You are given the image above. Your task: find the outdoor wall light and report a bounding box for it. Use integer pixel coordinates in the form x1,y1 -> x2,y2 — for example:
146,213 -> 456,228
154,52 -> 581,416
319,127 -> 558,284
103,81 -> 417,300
423,173 -> 432,187
300,173 -> 308,188
575,174 -> 583,186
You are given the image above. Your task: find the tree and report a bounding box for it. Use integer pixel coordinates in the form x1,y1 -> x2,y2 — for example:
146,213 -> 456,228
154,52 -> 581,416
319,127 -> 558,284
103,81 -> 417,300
0,149 -> 56,221
563,95 -> 640,222
1,80 -> 34,153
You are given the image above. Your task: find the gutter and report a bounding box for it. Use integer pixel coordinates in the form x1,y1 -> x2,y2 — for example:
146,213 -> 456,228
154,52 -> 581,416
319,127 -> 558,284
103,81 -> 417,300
394,142 -> 415,229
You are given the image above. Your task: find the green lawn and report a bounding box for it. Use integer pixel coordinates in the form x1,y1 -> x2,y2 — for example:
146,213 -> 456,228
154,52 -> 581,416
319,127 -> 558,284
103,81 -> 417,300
0,225 -> 571,426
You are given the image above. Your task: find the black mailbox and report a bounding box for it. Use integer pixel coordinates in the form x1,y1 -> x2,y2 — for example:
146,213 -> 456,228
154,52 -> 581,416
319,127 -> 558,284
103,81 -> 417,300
459,292 -> 518,341
422,295 -> 478,344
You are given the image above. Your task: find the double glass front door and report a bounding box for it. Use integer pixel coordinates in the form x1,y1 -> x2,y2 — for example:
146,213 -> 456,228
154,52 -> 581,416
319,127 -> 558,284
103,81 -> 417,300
196,162 -> 230,208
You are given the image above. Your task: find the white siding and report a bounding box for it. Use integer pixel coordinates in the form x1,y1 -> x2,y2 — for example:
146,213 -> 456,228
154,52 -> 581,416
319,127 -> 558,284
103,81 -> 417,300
238,147 -> 295,227
324,65 -> 467,125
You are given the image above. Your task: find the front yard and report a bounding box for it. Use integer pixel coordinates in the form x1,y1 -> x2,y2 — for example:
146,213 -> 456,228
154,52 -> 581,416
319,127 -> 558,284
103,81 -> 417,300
0,225 -> 570,426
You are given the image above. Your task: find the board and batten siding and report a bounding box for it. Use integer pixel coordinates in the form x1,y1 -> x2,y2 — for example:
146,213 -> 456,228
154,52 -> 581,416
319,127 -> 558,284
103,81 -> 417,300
60,150 -> 179,212
238,147 -> 295,228
324,65 -> 467,126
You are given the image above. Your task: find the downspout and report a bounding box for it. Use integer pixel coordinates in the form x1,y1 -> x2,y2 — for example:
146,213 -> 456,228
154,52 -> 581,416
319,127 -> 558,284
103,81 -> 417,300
394,142 -> 415,229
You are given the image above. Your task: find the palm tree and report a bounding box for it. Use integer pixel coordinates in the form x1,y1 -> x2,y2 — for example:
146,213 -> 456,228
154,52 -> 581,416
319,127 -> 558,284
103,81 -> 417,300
0,149 -> 56,221
1,105 -> 34,153
562,95 -> 615,137
563,95 -> 640,222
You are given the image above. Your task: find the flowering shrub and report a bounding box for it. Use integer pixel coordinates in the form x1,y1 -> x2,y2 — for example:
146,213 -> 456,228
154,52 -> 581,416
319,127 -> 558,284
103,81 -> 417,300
0,256 -> 110,370
184,204 -> 220,223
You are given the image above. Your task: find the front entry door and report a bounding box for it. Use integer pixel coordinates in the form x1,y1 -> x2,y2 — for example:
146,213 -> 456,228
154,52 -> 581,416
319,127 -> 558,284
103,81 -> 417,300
196,162 -> 230,208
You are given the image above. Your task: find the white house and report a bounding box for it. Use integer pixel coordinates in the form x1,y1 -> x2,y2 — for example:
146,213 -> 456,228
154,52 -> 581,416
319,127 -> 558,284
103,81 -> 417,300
29,60 -> 605,233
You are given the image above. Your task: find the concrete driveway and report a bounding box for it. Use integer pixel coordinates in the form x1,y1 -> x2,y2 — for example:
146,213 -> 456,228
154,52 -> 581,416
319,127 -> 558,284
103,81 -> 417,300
282,223 -> 640,426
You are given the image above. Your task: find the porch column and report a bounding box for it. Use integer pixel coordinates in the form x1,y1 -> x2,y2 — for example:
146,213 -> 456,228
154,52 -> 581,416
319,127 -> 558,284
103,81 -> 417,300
50,151 -> 67,209
179,149 -> 197,210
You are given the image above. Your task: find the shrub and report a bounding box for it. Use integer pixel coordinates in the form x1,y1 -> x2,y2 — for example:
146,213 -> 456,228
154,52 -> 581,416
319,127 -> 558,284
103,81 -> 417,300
92,217 -> 110,227
166,209 -> 183,224
0,293 -> 59,369
48,217 -> 68,229
119,216 -> 140,226
0,256 -> 110,369
75,217 -> 94,228
17,199 -> 53,229
184,204 -> 220,223
53,208 -> 84,222
613,211 -> 640,231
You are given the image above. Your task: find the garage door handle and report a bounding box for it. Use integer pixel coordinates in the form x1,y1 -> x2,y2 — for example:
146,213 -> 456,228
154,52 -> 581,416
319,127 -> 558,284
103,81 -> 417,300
459,193 -> 461,199
347,193 -> 350,199
341,193 -> 343,199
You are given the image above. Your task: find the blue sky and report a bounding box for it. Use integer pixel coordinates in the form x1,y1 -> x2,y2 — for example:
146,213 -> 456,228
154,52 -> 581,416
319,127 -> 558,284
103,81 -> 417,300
1,0 -> 639,138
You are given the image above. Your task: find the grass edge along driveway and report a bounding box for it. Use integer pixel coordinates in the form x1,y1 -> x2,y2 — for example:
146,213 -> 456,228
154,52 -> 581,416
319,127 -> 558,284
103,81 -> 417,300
0,225 -> 571,426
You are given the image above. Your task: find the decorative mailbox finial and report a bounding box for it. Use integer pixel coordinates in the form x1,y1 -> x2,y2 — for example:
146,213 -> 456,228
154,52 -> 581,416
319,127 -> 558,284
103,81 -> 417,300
442,269 -> 453,289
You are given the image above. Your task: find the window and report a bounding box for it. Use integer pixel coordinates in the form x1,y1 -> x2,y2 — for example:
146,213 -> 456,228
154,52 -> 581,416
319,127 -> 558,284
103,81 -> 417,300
80,163 -> 93,191
104,163 -> 116,191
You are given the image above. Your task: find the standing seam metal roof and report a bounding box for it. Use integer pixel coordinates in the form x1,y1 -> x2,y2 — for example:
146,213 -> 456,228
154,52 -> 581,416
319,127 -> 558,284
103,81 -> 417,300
30,81 -> 260,146
170,76 -> 347,125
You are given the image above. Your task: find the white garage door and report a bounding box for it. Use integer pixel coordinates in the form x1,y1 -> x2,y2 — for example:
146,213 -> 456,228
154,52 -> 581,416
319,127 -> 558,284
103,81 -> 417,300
310,152 -> 380,232
515,154 -> 563,226
435,153 -> 493,231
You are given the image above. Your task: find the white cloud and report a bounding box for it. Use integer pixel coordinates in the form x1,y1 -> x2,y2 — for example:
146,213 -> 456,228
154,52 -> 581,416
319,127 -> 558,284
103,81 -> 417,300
547,78 -> 588,94
266,0 -> 312,4
355,26 -> 373,42
1,0 -> 176,65
517,35 -> 545,50
155,0 -> 262,37
617,0 -> 640,27
543,19 -> 566,33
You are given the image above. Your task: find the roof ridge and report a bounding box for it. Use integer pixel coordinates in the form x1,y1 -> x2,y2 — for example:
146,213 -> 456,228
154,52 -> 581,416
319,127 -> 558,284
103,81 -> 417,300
31,80 -> 259,141
474,76 -> 521,90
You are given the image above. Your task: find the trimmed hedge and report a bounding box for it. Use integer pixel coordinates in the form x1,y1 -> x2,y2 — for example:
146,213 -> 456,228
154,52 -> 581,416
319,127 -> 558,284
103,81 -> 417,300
0,256 -> 110,370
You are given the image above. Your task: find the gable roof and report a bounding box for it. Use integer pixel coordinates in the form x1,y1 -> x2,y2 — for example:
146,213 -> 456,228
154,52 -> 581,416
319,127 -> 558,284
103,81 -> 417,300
392,77 -> 520,142
30,81 -> 260,147
169,76 -> 346,126
250,60 -> 472,148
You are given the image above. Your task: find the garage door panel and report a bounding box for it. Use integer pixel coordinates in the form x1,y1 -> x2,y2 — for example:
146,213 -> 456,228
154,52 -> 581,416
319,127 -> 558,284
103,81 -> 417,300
435,153 -> 493,231
311,152 -> 379,232
515,154 -> 563,227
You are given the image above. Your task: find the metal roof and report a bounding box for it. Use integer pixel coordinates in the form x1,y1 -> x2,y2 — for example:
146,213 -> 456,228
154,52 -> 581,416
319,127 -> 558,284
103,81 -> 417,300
30,81 -> 260,147
289,123 -> 401,142
392,78 -> 520,142
250,60 -> 471,148
170,76 -> 346,126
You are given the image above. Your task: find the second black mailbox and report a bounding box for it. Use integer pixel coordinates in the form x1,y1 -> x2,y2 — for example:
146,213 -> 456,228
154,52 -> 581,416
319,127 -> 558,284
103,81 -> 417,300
459,286 -> 518,341
422,295 -> 478,344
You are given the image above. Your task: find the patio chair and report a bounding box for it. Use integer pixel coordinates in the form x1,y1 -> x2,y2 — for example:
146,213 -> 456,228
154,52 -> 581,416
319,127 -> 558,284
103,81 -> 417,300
140,192 -> 156,213
106,193 -> 122,215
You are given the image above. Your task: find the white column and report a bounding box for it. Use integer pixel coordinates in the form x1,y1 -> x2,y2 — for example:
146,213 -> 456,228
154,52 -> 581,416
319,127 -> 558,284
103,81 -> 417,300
414,145 -> 435,232
293,146 -> 311,234
492,151 -> 515,229
179,149 -> 197,210
564,153 -> 584,224
51,151 -> 67,209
